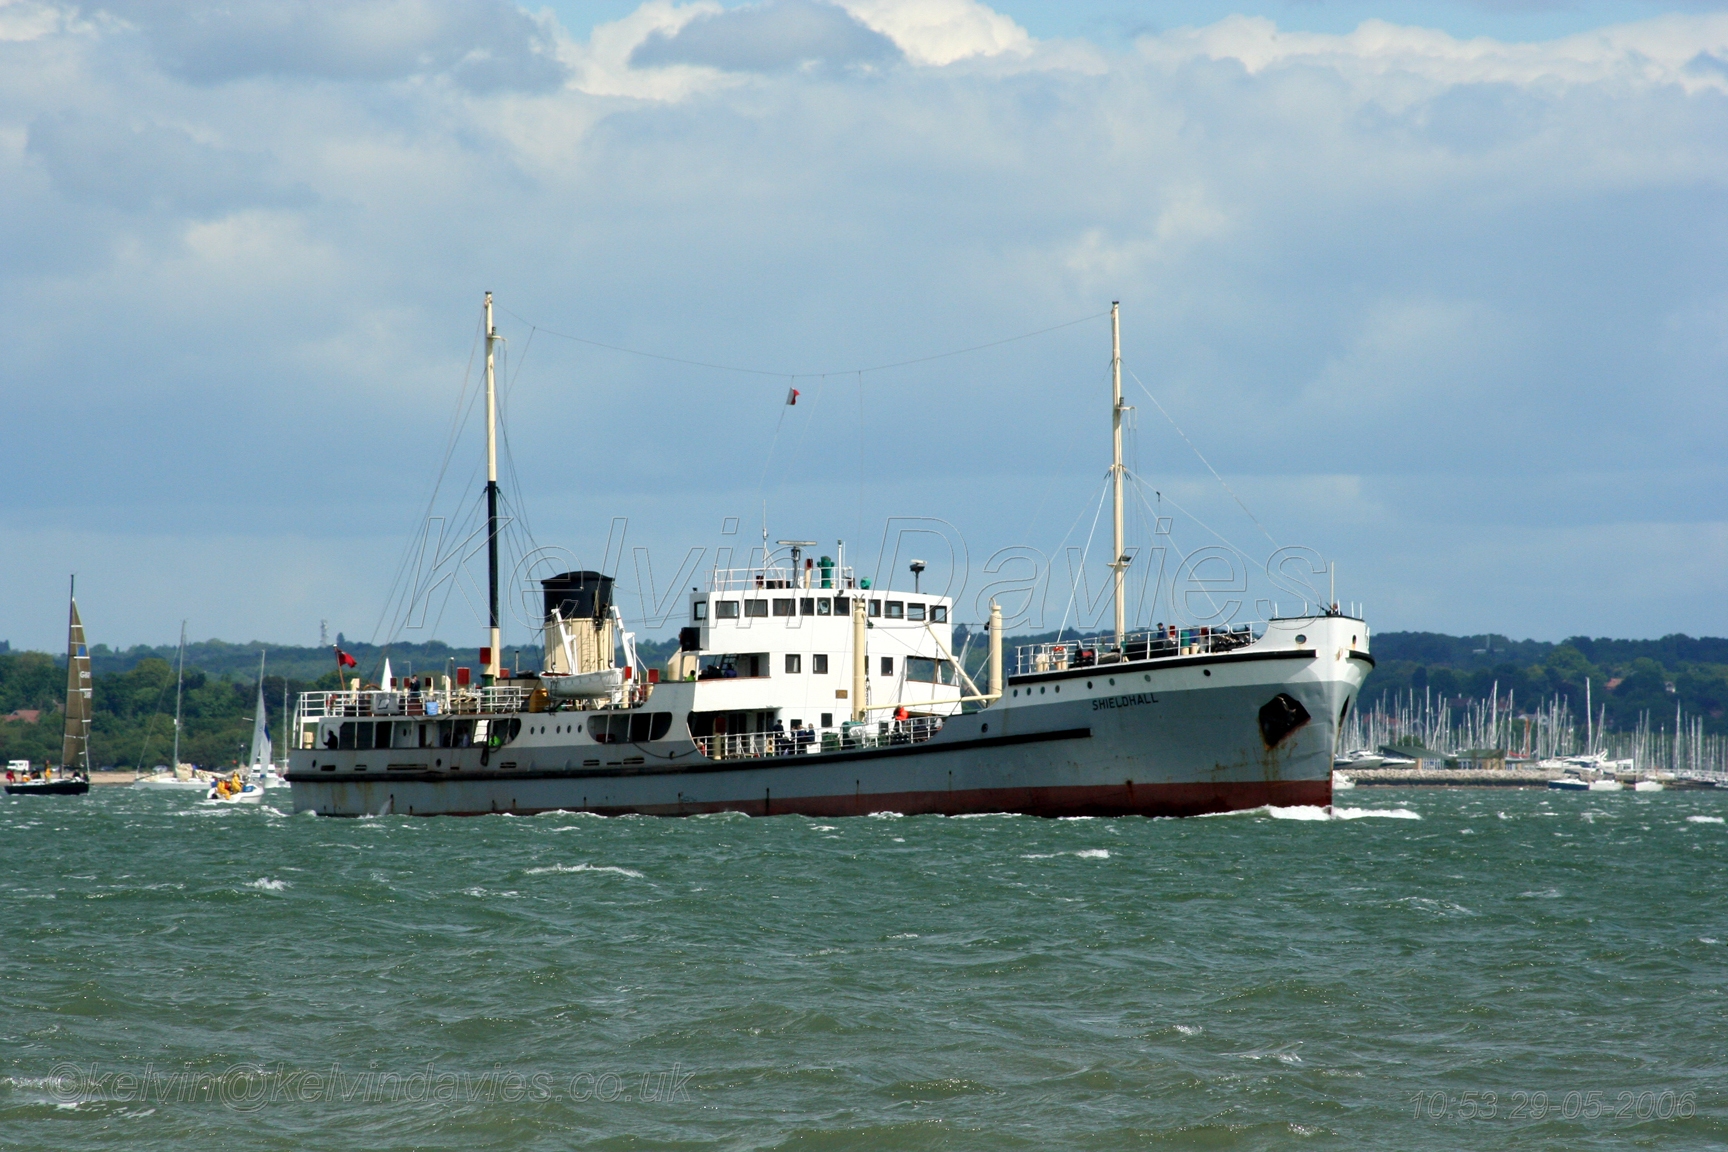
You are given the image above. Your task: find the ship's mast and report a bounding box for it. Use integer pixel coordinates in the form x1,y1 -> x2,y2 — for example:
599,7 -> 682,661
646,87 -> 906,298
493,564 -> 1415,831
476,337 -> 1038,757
1109,301 -> 1127,648
484,292 -> 501,682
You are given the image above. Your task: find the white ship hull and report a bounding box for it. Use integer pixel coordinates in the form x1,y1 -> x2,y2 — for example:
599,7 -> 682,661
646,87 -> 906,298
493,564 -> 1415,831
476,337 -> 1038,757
287,616 -> 1370,819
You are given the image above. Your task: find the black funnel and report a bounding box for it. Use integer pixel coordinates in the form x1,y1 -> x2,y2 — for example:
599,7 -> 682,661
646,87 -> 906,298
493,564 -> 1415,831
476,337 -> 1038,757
541,571 -> 614,623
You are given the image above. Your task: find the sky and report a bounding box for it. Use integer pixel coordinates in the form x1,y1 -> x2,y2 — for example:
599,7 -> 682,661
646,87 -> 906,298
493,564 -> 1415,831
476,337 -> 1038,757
1,0 -> 1725,654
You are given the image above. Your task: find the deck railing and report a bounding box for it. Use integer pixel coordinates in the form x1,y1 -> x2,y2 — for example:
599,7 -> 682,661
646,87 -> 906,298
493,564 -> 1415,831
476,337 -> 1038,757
695,716 -> 943,761
1014,624 -> 1260,677
706,565 -> 856,593
295,686 -> 536,722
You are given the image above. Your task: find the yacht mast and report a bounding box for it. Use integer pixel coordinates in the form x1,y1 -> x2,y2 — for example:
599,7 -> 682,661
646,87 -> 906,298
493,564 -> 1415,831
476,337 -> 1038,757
1109,302 -> 1127,648
484,291 -> 501,682
171,620 -> 186,768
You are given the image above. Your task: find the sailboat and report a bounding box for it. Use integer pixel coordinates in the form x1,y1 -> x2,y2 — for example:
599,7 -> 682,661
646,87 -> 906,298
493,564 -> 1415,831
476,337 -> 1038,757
207,649 -> 269,804
245,652 -> 283,787
134,622 -> 208,789
7,578 -> 92,796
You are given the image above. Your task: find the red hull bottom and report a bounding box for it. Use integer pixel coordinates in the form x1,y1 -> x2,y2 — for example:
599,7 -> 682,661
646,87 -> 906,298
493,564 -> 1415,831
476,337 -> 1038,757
421,779 -> 1334,819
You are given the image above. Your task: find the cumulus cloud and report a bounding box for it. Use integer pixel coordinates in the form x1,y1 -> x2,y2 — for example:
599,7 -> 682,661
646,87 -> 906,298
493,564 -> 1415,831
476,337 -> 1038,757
630,0 -> 900,72
0,1 -> 1725,645
97,0 -> 567,90
836,0 -> 1030,66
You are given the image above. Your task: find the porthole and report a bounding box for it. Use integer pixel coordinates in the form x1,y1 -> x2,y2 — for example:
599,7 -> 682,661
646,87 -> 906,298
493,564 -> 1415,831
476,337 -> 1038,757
1109,678 -> 1115,686
1295,634 -> 1307,644
1054,686 -> 1060,693
1203,669 -> 1212,677
1087,681 -> 1093,689
981,723 -> 989,733
1040,686 -> 1046,694
1144,674 -> 1150,681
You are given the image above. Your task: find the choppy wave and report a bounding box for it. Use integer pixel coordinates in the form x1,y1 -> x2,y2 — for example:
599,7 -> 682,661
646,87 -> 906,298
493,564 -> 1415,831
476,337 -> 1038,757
1687,815 -> 1725,824
524,863 -> 644,878
1022,849 -> 1111,859
1214,804 -> 1422,821
246,878 -> 289,891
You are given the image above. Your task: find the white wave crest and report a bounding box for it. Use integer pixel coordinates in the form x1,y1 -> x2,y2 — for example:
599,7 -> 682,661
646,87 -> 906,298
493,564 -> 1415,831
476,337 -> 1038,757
246,877 -> 289,890
1687,815 -> 1725,824
1267,805 -> 1332,821
525,863 -> 644,878
1022,848 -> 1111,859
1208,804 -> 1419,821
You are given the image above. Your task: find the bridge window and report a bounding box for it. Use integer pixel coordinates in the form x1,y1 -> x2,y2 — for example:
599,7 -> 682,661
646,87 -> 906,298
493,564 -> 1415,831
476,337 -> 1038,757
693,599 -> 708,620
886,601 -> 904,619
772,598 -> 795,617
906,603 -> 925,621
815,598 -> 832,616
715,600 -> 739,619
812,654 -> 829,674
745,600 -> 769,617
880,656 -> 894,676
785,653 -> 802,674
931,605 -> 947,623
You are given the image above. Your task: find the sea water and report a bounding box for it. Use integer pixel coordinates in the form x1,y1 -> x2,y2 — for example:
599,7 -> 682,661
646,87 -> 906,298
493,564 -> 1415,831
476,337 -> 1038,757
2,786 -> 1723,1149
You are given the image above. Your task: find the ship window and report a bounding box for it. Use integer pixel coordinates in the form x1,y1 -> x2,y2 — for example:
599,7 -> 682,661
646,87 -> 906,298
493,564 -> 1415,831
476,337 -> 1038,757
940,660 -> 955,685
786,654 -> 802,674
868,599 -> 881,617
694,600 -> 708,620
650,713 -> 673,741
800,597 -> 816,615
931,605 -> 947,623
816,598 -> 832,616
821,712 -> 833,727
772,598 -> 795,617
886,601 -> 904,619
907,657 -> 937,682
813,654 -> 829,675
337,722 -> 356,749
630,713 -> 652,742
907,603 -> 925,621
715,600 -> 740,619
880,656 -> 894,676
745,600 -> 769,617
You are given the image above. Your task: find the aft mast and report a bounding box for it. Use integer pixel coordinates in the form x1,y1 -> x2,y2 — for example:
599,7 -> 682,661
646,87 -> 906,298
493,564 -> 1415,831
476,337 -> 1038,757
1109,302 -> 1127,649
485,292 -> 502,683
62,575 -> 92,776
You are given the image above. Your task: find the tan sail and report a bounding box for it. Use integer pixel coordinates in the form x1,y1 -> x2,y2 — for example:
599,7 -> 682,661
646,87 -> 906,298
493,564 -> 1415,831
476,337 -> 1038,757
62,588 -> 91,773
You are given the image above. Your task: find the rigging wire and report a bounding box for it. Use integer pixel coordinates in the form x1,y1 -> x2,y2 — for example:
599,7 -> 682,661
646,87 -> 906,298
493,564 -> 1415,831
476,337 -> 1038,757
1033,469 -> 1112,643
498,307 -> 1109,382
1124,366 -> 1279,548
370,315 -> 487,653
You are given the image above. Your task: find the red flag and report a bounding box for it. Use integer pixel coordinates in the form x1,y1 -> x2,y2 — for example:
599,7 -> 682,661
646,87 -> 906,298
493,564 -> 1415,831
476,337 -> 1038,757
336,648 -> 357,668
786,387 -> 799,405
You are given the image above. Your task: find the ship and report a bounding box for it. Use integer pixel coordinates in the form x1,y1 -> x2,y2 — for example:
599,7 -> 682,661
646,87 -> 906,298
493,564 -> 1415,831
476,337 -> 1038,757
286,298 -> 1372,818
